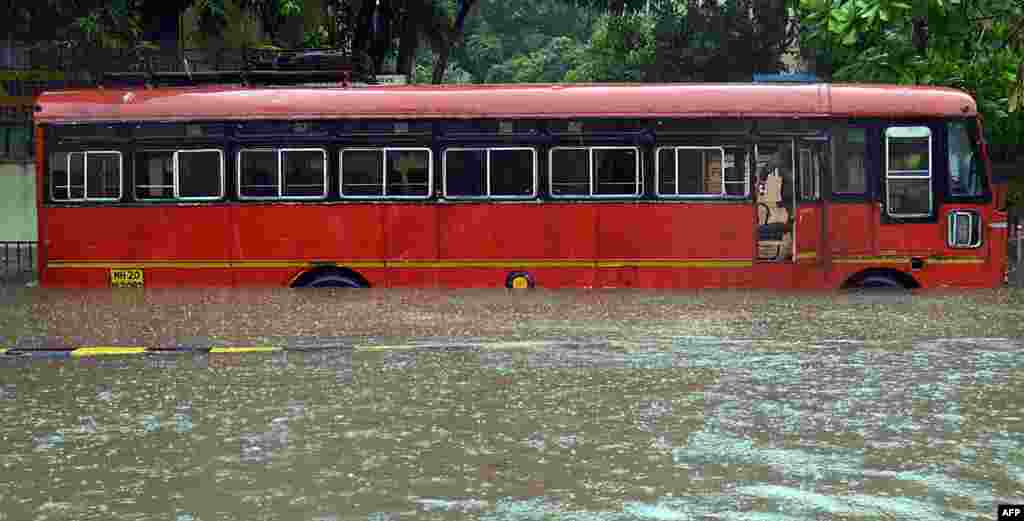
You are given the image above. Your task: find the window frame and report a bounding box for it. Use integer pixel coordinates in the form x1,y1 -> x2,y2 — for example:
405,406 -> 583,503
135,148 -> 225,201
884,126 -> 933,219
442,146 -> 538,200
798,145 -> 822,201
654,145 -> 744,198
237,147 -> 328,201
51,150 -> 123,202
548,145 -> 641,199
338,147 -> 434,200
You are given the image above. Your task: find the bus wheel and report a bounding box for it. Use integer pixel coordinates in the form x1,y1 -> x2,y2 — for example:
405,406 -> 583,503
843,269 -> 918,292
856,276 -> 904,290
293,269 -> 368,288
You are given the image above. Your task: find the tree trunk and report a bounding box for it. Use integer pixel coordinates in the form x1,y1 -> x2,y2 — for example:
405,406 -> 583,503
352,0 -> 376,59
609,0 -> 625,17
431,40 -> 449,84
371,0 -> 394,73
396,4 -> 418,79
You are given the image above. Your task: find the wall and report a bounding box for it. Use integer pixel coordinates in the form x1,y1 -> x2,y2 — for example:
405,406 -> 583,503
0,160 -> 36,241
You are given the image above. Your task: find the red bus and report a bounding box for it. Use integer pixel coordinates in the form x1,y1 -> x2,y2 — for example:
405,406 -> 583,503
33,82 -> 1008,289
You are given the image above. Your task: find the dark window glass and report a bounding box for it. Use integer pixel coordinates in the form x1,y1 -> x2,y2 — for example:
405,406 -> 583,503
490,149 -> 534,196
135,151 -> 174,199
888,179 -> 931,216
594,148 -> 638,195
550,148 -> 589,196
179,151 -> 222,198
341,150 -> 384,196
948,120 -> 984,198
723,147 -> 748,196
85,152 -> 120,199
69,152 -> 85,199
282,150 -> 326,197
834,128 -> 867,194
445,149 -> 486,197
239,150 -> 278,198
385,150 -> 430,196
657,148 -> 676,195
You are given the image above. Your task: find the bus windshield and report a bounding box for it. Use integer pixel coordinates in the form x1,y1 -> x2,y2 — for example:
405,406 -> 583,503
948,120 -> 984,198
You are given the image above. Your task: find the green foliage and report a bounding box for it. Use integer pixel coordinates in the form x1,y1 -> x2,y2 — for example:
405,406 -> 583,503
451,0 -> 597,83
564,13 -> 657,82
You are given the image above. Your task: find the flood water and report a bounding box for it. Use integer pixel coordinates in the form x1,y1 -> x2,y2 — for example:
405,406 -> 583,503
0,288 -> 1023,520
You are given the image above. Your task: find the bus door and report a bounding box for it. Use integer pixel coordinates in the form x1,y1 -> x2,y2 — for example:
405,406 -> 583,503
794,137 -> 827,264
754,140 -> 796,262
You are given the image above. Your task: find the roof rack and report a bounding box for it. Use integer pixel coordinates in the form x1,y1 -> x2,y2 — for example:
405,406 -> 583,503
100,69 -> 354,89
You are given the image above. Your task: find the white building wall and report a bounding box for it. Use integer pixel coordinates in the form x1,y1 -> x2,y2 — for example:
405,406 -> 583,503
0,160 -> 36,241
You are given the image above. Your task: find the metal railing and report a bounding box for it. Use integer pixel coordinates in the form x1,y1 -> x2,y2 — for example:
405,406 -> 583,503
0,241 -> 36,285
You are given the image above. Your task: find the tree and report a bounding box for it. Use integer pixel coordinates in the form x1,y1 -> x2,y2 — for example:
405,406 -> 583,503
795,0 -> 1024,203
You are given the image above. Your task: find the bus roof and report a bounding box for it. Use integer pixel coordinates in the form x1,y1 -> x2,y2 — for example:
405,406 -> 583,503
34,83 -> 977,124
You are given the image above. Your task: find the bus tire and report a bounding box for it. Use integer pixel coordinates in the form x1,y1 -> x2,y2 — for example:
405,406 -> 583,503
855,275 -> 904,290
293,269 -> 368,288
307,274 -> 364,288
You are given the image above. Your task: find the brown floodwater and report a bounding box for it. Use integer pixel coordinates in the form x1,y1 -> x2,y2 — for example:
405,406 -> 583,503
0,287 -> 1022,520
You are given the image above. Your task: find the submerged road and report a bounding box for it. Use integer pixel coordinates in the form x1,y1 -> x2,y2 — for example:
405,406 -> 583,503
0,288 -> 1022,520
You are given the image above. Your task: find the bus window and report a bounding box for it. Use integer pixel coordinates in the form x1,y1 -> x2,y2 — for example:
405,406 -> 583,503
385,149 -> 431,197
445,149 -> 486,197
834,128 -> 867,195
885,126 -> 932,218
135,150 -> 175,199
136,149 -> 223,200
445,147 -> 535,199
340,149 -> 384,197
656,146 -> 725,197
85,152 -> 122,200
177,150 -> 223,199
723,147 -> 749,196
489,148 -> 534,197
239,150 -> 278,198
281,149 -> 327,198
947,120 -> 984,198
550,148 -> 589,196
53,151 -> 121,201
550,146 -> 639,197
594,148 -> 639,196
50,151 -> 82,200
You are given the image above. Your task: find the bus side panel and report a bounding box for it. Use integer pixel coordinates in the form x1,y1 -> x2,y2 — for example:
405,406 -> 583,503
877,223 -> 946,254
44,206 -> 235,287
596,203 -> 754,288
596,203 -> 754,260
386,205 -> 440,288
826,203 -> 874,255
235,204 -> 385,261
436,204 -> 597,288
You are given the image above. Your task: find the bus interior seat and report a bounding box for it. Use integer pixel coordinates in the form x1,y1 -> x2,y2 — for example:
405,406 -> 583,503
757,172 -> 792,260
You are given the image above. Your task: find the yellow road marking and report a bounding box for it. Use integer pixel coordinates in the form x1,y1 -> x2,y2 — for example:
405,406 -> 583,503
72,347 -> 147,357
209,346 -> 281,353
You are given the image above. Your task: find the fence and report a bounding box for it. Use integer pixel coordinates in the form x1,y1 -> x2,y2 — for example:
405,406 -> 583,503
1010,216 -> 1024,287
0,241 -> 36,285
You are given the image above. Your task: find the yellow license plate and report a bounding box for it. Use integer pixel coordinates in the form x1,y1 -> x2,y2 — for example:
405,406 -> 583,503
110,268 -> 144,287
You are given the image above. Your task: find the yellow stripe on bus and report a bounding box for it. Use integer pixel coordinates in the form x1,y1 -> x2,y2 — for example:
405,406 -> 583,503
833,256 -> 911,264
927,257 -> 985,264
48,258 -> 755,270
72,347 -> 147,357
45,256 -> 987,270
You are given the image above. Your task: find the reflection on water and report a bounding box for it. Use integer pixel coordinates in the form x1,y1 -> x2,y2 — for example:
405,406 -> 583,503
0,288 -> 1022,520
